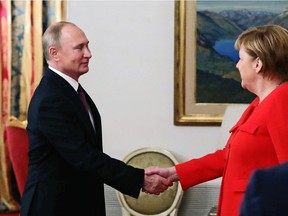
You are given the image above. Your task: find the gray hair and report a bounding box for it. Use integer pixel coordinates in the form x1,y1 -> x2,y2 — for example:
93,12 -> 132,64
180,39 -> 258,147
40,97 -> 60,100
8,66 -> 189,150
42,21 -> 77,61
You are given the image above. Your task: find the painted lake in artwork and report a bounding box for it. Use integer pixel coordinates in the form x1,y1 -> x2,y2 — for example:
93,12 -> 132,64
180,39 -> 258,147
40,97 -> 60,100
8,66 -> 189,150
195,1 -> 288,103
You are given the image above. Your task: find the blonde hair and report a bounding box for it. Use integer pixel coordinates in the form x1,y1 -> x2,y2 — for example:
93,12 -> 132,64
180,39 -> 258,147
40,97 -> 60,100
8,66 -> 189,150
235,24 -> 288,79
42,21 -> 77,61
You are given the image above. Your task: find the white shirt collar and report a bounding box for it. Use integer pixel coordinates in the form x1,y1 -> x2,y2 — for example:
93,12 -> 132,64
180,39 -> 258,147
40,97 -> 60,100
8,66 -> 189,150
48,66 -> 79,91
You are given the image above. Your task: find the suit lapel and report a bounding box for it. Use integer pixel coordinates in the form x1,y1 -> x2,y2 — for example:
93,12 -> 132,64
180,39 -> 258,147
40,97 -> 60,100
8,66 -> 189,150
44,69 -> 100,144
81,90 -> 103,150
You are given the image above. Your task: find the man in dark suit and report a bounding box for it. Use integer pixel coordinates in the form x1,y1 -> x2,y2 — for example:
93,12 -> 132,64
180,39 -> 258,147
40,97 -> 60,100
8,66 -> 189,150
20,21 -> 171,216
240,162 -> 288,216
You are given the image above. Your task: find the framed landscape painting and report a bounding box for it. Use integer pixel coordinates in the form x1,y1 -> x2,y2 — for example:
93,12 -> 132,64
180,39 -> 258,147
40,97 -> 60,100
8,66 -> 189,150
174,0 -> 288,126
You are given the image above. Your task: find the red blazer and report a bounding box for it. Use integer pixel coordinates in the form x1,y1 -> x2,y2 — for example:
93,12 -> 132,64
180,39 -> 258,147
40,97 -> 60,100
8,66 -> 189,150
176,83 -> 288,216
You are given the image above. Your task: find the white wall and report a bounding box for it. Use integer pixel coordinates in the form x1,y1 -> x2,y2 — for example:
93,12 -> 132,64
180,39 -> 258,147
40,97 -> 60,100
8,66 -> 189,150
67,0 -> 221,163
67,1 -> 226,215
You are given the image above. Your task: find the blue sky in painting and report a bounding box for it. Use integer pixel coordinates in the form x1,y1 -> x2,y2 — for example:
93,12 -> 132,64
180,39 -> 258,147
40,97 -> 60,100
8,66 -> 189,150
197,1 -> 288,13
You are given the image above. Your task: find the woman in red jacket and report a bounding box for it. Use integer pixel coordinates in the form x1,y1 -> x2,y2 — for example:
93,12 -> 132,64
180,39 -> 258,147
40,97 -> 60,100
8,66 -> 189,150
147,24 -> 288,216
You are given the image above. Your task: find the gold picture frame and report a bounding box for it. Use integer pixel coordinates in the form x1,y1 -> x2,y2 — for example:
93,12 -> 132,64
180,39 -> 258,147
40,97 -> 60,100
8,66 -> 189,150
174,0 -> 231,126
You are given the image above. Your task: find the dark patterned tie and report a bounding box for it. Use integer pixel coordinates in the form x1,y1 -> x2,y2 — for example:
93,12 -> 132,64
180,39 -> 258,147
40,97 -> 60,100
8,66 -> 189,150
77,84 -> 90,113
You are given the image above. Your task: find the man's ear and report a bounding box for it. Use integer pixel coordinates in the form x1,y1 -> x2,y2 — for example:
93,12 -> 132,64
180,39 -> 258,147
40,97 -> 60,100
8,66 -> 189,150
49,47 -> 59,61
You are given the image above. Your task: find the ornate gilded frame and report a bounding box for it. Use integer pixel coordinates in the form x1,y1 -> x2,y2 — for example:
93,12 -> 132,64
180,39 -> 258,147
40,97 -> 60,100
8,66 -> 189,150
174,0 -> 227,126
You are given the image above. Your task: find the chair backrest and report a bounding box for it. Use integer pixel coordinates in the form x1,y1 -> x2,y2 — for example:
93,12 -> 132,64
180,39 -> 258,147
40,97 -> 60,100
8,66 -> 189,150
5,116 -> 28,196
117,147 -> 183,216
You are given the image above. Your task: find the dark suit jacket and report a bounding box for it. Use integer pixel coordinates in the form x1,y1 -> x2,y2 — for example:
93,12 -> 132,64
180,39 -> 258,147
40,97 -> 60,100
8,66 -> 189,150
20,68 -> 144,216
240,162 -> 288,216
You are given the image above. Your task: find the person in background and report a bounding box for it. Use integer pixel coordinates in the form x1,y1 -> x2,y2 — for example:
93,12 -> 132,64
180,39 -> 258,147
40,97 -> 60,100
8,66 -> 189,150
20,21 -> 172,216
240,162 -> 288,216
146,24 -> 288,216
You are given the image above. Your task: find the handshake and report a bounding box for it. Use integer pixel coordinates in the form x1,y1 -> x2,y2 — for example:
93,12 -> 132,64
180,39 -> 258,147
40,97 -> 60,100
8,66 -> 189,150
142,166 -> 179,195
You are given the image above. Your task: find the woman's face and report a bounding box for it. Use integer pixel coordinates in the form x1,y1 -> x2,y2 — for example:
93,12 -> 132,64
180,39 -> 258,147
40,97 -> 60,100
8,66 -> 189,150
236,46 -> 259,91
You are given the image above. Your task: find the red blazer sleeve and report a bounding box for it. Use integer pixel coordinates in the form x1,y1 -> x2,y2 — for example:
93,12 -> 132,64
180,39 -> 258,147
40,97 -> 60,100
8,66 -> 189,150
175,148 -> 226,191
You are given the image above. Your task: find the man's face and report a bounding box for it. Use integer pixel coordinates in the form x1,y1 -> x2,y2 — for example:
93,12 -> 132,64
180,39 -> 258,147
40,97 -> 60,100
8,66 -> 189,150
55,25 -> 92,80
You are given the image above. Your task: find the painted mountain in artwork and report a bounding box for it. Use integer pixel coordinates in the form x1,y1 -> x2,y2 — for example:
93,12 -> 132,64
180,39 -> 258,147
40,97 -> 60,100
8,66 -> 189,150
195,8 -> 288,103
